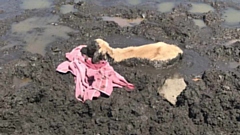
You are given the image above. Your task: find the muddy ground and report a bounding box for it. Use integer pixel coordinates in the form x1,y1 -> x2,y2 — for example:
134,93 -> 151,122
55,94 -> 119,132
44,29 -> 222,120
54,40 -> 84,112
0,0 -> 240,135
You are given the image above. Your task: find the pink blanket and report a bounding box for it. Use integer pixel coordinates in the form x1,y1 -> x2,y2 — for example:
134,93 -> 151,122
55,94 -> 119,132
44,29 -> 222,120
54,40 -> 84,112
56,45 -> 135,102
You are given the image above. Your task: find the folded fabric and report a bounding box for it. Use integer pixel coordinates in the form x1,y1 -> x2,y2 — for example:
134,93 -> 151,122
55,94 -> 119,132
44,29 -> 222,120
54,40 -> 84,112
56,45 -> 135,102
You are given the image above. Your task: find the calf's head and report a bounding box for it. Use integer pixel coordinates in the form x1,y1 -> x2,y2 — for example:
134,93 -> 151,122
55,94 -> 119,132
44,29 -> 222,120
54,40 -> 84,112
80,40 -> 108,63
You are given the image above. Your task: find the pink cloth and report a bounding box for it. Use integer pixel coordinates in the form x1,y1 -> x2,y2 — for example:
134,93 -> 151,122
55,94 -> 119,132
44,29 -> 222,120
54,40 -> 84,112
56,45 -> 135,102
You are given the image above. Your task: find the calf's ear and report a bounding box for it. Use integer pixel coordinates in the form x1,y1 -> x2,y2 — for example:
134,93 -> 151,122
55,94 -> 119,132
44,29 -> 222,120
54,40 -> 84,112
80,47 -> 88,55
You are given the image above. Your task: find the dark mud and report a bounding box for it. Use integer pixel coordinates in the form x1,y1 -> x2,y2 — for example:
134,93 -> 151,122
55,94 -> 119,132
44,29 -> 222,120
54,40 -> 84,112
0,0 -> 240,135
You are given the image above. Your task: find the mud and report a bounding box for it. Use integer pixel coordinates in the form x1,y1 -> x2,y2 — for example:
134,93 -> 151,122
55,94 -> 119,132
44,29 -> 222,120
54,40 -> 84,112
0,0 -> 240,135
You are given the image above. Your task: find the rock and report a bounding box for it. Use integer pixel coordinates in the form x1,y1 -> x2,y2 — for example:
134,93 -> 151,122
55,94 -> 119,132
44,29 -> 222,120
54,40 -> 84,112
158,74 -> 187,105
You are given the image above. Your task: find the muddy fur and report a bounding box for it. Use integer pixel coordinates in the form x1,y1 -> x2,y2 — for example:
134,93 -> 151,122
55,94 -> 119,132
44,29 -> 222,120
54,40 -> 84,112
80,39 -> 183,68
95,39 -> 183,62
95,39 -> 183,67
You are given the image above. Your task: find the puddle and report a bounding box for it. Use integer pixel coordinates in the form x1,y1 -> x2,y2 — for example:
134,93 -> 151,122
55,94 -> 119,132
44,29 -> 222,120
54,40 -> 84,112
60,4 -> 77,14
157,2 -> 175,13
193,19 -> 206,28
13,76 -> 32,89
222,8 -> 240,26
189,3 -> 214,13
6,15 -> 77,55
20,0 -> 52,10
126,0 -> 141,6
158,74 -> 186,105
178,50 -> 211,76
102,16 -> 144,27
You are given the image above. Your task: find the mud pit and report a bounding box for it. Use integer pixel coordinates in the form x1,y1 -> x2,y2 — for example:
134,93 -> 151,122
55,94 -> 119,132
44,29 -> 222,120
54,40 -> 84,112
0,0 -> 240,135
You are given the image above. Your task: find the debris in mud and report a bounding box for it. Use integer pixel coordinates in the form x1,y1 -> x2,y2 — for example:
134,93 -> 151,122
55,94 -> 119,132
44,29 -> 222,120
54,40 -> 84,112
192,76 -> 202,82
158,74 -> 187,105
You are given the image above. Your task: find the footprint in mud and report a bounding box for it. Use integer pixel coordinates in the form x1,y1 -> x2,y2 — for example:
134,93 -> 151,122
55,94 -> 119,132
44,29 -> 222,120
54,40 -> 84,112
4,15 -> 78,56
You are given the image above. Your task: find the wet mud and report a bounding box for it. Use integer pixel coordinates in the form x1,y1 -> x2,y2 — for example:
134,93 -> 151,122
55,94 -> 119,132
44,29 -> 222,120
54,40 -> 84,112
0,0 -> 240,135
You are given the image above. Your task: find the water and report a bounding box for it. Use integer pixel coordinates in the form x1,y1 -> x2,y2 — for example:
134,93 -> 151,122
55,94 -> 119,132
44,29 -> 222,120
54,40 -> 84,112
157,2 -> 175,13
126,0 -> 142,6
20,0 -> 52,10
189,3 -> 214,13
60,4 -> 78,14
222,8 -> 240,26
6,15 -> 77,55
102,16 -> 144,27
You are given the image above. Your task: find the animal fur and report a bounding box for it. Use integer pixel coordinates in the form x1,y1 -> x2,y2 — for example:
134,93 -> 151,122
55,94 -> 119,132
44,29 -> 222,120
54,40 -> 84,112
80,41 -> 107,63
95,38 -> 183,62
